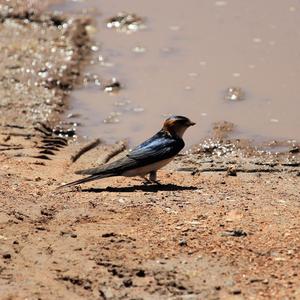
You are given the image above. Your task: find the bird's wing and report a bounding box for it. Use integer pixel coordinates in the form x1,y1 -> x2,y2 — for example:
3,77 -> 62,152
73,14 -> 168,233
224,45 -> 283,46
127,131 -> 184,164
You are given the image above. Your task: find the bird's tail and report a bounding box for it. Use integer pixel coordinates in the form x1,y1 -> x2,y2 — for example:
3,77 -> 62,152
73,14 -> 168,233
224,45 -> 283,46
75,167 -> 104,175
56,173 -> 113,190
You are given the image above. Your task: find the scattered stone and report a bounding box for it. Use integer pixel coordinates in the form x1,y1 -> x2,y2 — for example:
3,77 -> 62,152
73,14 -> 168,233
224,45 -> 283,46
40,208 -> 55,217
103,79 -> 122,93
103,112 -> 121,124
59,275 -> 92,290
226,166 -> 237,176
225,87 -> 245,101
123,278 -> 133,287
179,239 -> 187,246
136,270 -> 146,277
106,12 -> 145,33
52,125 -> 76,138
222,230 -> 247,237
202,141 -> 232,156
36,226 -> 47,231
3,253 -> 11,259
289,146 -> 299,153
263,279 -> 269,284
102,232 -> 116,238
60,231 -> 77,237
250,278 -> 264,283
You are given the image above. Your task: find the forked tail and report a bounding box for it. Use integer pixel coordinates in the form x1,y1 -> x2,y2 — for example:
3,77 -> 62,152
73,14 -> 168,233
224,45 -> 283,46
56,173 -> 113,190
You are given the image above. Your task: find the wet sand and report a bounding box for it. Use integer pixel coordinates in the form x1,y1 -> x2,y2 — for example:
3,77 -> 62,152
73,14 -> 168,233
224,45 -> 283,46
0,0 -> 91,128
0,1 -> 300,300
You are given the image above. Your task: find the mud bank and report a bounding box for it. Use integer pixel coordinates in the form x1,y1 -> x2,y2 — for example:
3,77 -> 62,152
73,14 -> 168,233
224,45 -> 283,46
0,0 -> 91,128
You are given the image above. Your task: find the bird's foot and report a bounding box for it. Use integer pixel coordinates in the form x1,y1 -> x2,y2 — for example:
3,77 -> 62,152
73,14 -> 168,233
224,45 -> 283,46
151,180 -> 162,185
140,175 -> 161,185
140,176 -> 152,185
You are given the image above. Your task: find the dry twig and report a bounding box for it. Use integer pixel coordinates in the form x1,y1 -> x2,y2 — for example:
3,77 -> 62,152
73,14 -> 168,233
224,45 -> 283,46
100,141 -> 127,164
71,138 -> 101,163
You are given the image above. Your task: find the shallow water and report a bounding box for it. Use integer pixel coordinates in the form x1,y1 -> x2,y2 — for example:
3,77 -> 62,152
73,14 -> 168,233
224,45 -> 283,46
51,0 -> 300,146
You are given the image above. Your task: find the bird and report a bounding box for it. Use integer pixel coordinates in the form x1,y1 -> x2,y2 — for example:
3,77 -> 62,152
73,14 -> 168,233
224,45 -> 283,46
59,115 -> 195,189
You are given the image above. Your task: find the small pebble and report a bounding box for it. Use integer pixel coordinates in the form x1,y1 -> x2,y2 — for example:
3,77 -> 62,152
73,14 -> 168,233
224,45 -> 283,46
226,166 -> 237,176
179,239 -> 187,246
225,87 -> 245,101
103,80 -> 121,93
106,12 -> 145,33
222,230 -> 247,237
289,146 -> 299,153
123,278 -> 133,287
136,270 -> 146,277
3,253 -> 11,259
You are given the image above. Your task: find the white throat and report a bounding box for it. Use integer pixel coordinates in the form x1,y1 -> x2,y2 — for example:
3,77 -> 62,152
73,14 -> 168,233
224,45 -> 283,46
174,126 -> 188,138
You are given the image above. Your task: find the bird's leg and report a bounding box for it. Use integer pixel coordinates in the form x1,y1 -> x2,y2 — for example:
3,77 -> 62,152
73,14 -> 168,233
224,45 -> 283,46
149,171 -> 161,184
149,171 -> 157,182
140,175 -> 152,184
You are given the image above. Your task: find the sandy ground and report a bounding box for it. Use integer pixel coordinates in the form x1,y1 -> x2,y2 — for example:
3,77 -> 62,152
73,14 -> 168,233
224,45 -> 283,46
0,2 -> 300,300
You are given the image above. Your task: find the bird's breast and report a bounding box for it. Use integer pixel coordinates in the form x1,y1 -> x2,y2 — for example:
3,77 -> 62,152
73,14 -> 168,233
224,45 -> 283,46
122,157 -> 174,177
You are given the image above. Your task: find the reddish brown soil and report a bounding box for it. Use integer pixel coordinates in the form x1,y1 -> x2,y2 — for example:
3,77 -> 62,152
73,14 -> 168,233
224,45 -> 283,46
0,136 -> 299,300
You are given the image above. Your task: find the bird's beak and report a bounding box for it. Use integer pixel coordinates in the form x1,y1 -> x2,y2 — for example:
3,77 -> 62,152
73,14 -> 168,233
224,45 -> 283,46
188,121 -> 196,126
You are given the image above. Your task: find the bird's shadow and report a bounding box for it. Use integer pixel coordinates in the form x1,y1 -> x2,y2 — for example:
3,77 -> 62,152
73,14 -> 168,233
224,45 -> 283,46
81,183 -> 197,193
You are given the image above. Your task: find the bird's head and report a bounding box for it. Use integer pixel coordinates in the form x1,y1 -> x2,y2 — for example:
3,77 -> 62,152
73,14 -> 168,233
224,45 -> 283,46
163,115 -> 196,138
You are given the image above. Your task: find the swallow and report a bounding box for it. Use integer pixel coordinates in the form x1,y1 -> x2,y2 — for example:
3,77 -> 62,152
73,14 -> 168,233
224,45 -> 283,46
59,115 -> 195,189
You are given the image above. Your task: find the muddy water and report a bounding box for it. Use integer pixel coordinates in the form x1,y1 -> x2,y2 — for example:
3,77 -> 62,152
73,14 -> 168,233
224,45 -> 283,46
51,0 -> 300,146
